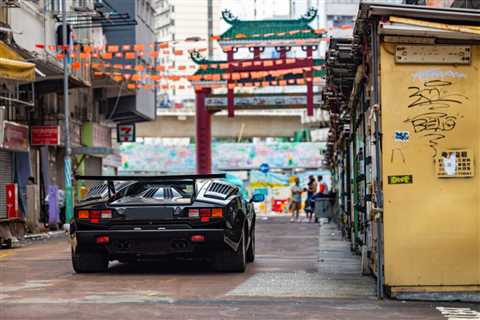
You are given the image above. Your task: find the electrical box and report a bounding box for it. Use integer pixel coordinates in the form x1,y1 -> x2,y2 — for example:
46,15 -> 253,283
436,149 -> 474,178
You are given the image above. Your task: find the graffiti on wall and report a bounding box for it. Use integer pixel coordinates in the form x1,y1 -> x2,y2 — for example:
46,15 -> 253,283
403,77 -> 468,157
119,142 -> 325,173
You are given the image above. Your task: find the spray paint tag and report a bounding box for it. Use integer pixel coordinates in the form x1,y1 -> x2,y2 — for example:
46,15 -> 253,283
394,131 -> 410,142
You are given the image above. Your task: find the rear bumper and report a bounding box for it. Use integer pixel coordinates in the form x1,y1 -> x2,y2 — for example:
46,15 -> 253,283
73,229 -> 225,257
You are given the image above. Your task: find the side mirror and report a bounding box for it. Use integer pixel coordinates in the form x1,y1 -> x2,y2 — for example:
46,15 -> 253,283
250,193 -> 265,203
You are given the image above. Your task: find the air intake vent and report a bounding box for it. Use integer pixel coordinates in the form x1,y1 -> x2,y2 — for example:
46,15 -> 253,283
204,182 -> 237,200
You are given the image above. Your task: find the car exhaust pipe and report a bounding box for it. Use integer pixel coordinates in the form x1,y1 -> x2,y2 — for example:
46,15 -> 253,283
172,240 -> 188,250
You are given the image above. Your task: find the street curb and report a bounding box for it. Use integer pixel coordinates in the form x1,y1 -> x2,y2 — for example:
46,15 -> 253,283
22,230 -> 67,242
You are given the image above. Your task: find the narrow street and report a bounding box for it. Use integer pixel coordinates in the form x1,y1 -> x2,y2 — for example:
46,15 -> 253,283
0,217 -> 477,320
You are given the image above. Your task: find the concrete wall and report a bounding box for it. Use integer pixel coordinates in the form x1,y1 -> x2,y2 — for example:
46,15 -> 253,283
137,114 -> 303,138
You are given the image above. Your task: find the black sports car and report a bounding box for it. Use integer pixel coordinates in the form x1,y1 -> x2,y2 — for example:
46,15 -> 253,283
70,174 -> 264,273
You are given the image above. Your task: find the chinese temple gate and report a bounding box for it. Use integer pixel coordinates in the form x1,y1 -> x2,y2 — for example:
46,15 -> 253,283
190,8 -> 325,174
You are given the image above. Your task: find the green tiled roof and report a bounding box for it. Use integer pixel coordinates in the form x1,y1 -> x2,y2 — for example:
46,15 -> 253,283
220,8 -> 322,42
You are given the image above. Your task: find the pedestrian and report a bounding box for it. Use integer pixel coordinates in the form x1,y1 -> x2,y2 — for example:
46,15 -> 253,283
304,175 -> 317,223
317,175 -> 328,195
289,177 -> 302,223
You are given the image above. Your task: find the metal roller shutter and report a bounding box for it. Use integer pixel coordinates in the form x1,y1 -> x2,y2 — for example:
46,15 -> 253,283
0,150 -> 12,220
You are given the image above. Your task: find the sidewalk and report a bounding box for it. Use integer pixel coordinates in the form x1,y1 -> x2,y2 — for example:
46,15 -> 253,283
316,222 -> 376,297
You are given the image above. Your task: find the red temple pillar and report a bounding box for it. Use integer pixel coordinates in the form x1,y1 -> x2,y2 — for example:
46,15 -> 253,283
227,50 -> 235,118
306,46 -> 314,116
195,87 -> 212,174
279,47 -> 287,60
253,47 -> 261,60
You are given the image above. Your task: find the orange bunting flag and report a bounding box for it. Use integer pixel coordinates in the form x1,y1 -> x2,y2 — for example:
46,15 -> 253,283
178,65 -> 186,71
240,72 -> 249,79
174,50 -> 183,56
199,65 -> 208,70
149,51 -> 159,58
297,79 -> 305,85
242,61 -> 252,67
222,74 -> 230,80
134,44 -> 145,51
211,35 -> 221,41
113,75 -> 123,82
159,42 -> 169,49
262,81 -> 269,87
127,83 -> 136,90
253,61 -> 262,66
279,80 -> 287,86
235,33 -> 247,39
227,83 -> 235,90
79,53 -> 89,60
288,79 -> 296,84
102,52 -> 113,60
131,74 -> 142,81
286,59 -> 296,64
55,53 -> 64,60
212,74 -> 221,81
107,45 -> 119,53
198,48 -> 208,52
156,65 -> 165,72
151,75 -> 161,81
232,73 -> 241,80
113,64 -> 123,70
125,52 -> 136,60
135,65 -> 145,72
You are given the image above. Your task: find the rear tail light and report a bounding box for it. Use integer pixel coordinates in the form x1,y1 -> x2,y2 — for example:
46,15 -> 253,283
76,209 -> 113,223
212,208 -> 223,218
189,208 -> 223,221
199,208 -> 211,217
96,235 -> 110,244
191,235 -> 205,242
188,209 -> 199,218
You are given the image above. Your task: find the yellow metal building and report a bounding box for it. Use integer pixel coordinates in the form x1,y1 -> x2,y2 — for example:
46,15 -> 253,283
328,3 -> 480,300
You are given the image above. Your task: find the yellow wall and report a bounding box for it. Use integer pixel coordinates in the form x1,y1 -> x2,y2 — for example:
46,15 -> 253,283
381,44 -> 480,287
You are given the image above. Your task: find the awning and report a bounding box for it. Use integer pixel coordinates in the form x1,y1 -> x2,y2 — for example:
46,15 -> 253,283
0,41 -> 35,81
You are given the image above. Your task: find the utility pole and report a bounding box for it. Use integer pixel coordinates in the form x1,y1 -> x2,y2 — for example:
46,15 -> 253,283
62,0 -> 73,231
207,0 -> 213,59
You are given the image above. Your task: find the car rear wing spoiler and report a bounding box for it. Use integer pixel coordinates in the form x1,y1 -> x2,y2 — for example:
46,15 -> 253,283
75,173 -> 227,199
75,174 -> 226,181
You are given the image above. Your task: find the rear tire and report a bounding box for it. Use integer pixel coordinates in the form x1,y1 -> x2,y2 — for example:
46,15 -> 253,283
72,249 -> 108,273
246,227 -> 255,263
213,229 -> 246,273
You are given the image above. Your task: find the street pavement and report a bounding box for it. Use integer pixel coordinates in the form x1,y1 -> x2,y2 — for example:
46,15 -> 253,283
0,216 -> 478,320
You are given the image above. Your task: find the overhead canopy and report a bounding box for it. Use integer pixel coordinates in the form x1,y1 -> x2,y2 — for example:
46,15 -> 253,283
0,41 -> 35,81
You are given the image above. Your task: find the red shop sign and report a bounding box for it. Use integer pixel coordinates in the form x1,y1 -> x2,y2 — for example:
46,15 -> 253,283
2,121 -> 29,152
31,125 -> 61,146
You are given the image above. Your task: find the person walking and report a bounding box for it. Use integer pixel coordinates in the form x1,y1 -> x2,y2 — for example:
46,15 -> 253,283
290,177 -> 302,222
305,175 -> 317,222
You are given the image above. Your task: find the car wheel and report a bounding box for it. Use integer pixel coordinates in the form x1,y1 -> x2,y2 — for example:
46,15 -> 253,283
246,227 -> 255,263
213,228 -> 246,273
71,249 -> 108,273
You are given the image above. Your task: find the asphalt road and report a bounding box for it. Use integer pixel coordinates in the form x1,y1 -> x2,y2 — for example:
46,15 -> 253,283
0,216 -> 478,320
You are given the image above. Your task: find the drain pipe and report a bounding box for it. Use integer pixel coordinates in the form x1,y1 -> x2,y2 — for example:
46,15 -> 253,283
370,20 -> 385,300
